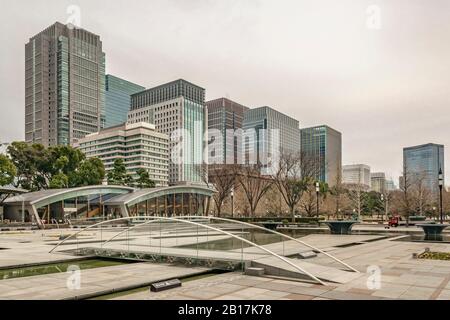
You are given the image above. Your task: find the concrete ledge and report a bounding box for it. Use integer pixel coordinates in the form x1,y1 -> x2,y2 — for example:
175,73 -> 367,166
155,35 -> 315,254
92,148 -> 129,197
298,251 -> 317,259
245,267 -> 265,276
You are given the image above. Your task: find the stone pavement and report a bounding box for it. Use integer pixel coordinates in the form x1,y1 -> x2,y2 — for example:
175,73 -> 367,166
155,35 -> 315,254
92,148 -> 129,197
113,237 -> 450,300
0,262 -> 207,300
1,227 -> 450,300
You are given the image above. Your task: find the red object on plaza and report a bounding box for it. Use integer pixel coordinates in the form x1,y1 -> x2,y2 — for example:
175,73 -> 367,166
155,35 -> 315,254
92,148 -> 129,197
388,216 -> 399,227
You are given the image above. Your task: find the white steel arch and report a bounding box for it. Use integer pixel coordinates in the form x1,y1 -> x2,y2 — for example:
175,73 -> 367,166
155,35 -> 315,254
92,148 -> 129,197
49,216 -> 327,285
102,216 -> 359,273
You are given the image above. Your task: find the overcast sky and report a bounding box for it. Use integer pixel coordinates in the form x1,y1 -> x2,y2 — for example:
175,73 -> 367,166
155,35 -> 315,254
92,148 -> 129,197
1,0 -> 449,185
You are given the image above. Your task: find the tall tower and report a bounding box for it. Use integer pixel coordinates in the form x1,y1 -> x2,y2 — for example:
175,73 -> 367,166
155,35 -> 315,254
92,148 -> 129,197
127,79 -> 207,185
300,125 -> 342,187
25,22 -> 105,146
206,97 -> 249,165
403,143 -> 445,196
243,106 -> 300,175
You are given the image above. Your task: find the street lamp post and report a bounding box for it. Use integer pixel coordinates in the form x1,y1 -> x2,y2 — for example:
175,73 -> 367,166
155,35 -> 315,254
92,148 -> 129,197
381,193 -> 384,223
315,182 -> 320,219
230,188 -> 234,219
439,168 -> 444,224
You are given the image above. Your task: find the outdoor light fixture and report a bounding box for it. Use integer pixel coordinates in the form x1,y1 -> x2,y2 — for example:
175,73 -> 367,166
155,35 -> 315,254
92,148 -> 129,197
230,188 -> 235,218
438,168 -> 444,224
315,182 -> 320,218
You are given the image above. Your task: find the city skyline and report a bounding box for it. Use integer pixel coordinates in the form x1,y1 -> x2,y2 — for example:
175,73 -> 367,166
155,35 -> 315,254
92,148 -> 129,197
1,0 -> 450,185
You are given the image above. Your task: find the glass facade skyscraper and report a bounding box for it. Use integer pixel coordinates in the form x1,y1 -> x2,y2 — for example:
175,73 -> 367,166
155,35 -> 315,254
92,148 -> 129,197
25,22 -> 105,146
127,79 -> 207,185
243,106 -> 300,174
206,97 -> 249,165
105,75 -> 145,128
300,125 -> 342,187
403,143 -> 445,195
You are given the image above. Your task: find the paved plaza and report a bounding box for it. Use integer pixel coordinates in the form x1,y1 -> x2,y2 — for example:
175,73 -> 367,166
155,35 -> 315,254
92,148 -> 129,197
0,225 -> 449,300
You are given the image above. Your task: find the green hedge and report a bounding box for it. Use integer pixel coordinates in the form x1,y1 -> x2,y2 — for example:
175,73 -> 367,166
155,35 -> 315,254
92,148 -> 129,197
410,216 -> 427,222
231,217 -> 325,224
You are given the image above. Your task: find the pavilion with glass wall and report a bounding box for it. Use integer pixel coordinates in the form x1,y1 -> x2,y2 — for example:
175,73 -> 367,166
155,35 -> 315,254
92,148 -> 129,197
3,184 -> 215,229
103,185 -> 215,218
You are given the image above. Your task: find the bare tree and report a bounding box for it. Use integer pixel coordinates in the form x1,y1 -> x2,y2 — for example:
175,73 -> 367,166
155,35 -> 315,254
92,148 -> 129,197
201,164 -> 236,217
345,182 -> 366,219
272,152 -> 306,222
236,163 -> 273,219
263,184 -> 287,216
443,187 -> 449,219
329,167 -> 345,217
400,165 -> 414,226
300,184 -> 317,217
412,173 -> 433,216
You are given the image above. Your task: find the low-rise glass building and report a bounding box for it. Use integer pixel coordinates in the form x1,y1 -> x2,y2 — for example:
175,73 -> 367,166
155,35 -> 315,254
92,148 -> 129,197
3,184 -> 215,229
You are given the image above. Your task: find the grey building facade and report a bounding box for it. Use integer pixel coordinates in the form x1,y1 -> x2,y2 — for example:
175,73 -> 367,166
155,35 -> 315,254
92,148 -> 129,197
343,164 -> 371,191
25,22 -> 105,146
206,97 -> 249,165
300,125 -> 342,187
403,143 -> 445,196
371,172 -> 386,194
127,79 -> 207,185
75,122 -> 169,186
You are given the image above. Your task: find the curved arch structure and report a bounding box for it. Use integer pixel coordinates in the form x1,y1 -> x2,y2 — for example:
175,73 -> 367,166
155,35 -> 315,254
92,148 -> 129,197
49,216 -> 326,285
102,216 -> 358,273
3,185 -> 135,229
3,184 -> 216,229
103,184 -> 216,218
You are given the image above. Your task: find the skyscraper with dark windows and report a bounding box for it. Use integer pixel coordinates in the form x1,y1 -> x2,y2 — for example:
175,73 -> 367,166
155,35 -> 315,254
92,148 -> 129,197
243,106 -> 300,175
300,125 -> 342,187
403,143 -> 445,196
206,97 -> 249,165
25,22 -> 105,146
127,79 -> 207,185
105,75 -> 145,128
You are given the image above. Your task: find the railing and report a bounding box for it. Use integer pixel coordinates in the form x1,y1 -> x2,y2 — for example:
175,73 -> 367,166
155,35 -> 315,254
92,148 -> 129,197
49,216 -> 330,285
101,216 -> 358,273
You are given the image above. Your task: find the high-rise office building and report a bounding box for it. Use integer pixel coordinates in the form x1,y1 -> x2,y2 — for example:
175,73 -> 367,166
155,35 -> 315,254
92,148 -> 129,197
206,97 -> 249,165
25,22 -> 105,146
243,106 -> 300,174
403,143 -> 445,195
105,75 -> 145,128
343,164 -> 371,190
75,122 -> 169,186
300,125 -> 342,187
371,172 -> 386,194
127,79 -> 207,185
385,179 -> 396,191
